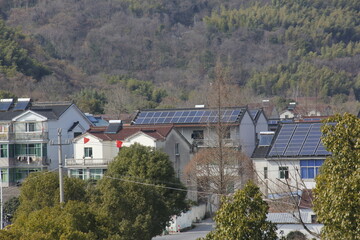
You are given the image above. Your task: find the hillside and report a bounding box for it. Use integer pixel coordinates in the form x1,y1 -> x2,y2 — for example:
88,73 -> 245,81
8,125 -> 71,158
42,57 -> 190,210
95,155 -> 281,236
0,0 -> 359,114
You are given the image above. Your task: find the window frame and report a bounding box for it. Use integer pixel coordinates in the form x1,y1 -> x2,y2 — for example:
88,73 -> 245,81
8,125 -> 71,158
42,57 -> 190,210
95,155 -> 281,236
26,122 -> 36,132
279,166 -> 289,179
84,147 -> 93,158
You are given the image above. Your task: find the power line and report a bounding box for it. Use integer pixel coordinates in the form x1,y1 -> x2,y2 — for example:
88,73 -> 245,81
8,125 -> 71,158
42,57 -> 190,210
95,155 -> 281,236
104,175 -> 224,196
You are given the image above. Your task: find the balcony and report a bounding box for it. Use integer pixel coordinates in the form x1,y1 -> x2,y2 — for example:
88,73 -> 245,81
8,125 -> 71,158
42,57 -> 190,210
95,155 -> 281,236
65,158 -> 113,167
0,156 -> 49,167
0,132 -> 48,141
192,139 -> 240,148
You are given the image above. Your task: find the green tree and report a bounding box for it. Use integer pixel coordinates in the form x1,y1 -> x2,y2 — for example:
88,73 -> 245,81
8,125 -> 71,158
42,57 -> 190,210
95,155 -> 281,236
15,171 -> 87,219
4,196 -> 20,223
4,201 -> 100,240
314,113 -> 360,239
96,143 -> 188,240
73,88 -> 107,114
201,181 -> 277,240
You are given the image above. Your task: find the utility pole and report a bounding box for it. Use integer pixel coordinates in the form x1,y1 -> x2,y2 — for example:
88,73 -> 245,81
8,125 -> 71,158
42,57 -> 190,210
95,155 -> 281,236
51,129 -> 70,204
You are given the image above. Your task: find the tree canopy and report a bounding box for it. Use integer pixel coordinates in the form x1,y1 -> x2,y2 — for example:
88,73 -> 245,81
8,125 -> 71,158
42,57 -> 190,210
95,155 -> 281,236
96,143 -> 188,240
314,113 -> 360,239
201,181 -> 277,240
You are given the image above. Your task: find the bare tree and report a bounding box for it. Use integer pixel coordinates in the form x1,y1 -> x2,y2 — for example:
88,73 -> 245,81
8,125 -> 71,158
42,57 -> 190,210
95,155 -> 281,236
185,61 -> 254,209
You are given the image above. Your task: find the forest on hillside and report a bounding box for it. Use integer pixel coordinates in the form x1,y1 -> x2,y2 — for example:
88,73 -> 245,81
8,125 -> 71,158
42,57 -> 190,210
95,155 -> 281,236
0,0 -> 359,114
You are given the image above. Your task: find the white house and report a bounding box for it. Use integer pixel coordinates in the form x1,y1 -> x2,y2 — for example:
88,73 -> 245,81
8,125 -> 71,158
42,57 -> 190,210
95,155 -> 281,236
131,107 -> 256,157
65,121 -> 195,199
0,98 -> 92,186
252,122 -> 330,195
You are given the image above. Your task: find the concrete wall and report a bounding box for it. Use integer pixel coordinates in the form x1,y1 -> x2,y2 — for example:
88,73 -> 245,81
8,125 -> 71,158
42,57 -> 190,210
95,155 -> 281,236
239,111 -> 256,156
166,204 -> 207,233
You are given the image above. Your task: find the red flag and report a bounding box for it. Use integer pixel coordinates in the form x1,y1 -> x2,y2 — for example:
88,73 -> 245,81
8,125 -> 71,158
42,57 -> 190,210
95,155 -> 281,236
84,137 -> 90,144
116,140 -> 123,148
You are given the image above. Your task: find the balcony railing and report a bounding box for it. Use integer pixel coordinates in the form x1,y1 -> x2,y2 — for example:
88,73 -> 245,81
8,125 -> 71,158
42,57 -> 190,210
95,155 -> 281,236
0,156 -> 49,167
192,139 -> 240,148
65,158 -> 113,167
0,132 -> 49,141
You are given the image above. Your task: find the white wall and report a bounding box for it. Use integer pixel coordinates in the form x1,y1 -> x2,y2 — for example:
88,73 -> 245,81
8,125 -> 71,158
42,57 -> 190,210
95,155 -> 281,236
124,134 -> 156,148
253,158 -> 304,194
166,204 -> 207,233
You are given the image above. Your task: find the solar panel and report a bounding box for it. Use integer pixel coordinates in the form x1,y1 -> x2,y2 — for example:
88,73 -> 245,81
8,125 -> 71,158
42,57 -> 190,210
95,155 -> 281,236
105,120 -> 122,133
13,98 -> 30,111
0,99 -> 13,111
133,108 -> 244,125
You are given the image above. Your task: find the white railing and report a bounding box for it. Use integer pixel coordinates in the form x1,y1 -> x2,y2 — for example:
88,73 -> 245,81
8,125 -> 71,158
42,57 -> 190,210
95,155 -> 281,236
65,158 -> 113,167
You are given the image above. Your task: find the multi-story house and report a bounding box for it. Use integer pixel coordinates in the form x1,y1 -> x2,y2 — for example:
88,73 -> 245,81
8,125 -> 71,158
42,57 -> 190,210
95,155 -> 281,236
0,98 -> 92,186
131,106 -> 256,157
252,122 -> 331,195
65,121 -> 194,199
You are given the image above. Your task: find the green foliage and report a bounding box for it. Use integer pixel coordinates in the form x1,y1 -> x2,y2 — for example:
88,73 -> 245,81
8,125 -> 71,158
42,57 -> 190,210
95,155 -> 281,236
0,20 -> 51,80
286,230 -> 306,240
248,61 -> 353,98
7,201 -> 99,240
73,88 -> 107,114
15,171 -> 87,220
201,182 -> 277,240
4,196 -> 20,222
314,113 -> 360,239
96,143 -> 188,240
0,90 -> 16,100
106,75 -> 167,108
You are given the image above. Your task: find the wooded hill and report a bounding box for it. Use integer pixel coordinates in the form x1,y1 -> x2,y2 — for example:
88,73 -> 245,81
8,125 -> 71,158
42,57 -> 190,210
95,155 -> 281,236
0,0 -> 359,114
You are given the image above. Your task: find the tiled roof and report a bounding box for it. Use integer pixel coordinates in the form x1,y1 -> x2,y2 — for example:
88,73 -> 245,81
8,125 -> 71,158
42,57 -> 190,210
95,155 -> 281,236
299,189 -> 314,209
251,146 -> 270,158
88,125 -> 174,141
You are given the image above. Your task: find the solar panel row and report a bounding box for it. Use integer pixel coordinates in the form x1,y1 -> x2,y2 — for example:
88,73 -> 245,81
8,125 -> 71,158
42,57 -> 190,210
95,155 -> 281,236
268,123 -> 331,157
0,101 -> 13,111
134,109 -> 242,125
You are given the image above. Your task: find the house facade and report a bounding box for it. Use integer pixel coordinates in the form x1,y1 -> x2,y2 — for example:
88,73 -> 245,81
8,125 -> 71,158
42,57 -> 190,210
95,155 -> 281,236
65,122 -> 194,198
252,122 -> 331,195
0,98 -> 92,186
131,107 -> 256,157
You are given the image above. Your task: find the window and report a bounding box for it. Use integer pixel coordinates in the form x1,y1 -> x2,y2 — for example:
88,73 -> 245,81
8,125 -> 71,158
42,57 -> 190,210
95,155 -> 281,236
175,143 -> 179,155
0,144 -> 8,158
84,147 -> 93,158
224,127 -> 231,139
191,130 -> 204,139
74,132 -> 82,138
300,160 -> 324,179
311,215 -> 318,224
26,122 -> 36,132
14,143 -> 42,156
70,169 -> 86,180
0,169 -> 8,183
90,169 -> 105,180
264,167 -> 268,179
279,166 -> 289,179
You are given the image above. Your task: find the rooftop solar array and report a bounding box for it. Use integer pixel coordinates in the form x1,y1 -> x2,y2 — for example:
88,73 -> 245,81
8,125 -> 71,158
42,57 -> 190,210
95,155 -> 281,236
268,123 -> 331,157
133,108 -> 243,125
13,98 -> 31,111
0,99 -> 13,111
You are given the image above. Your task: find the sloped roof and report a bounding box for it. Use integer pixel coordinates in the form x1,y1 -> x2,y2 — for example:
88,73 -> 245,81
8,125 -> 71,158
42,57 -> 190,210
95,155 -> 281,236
0,101 -> 72,121
132,107 -> 247,126
87,125 -> 174,141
